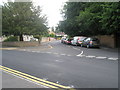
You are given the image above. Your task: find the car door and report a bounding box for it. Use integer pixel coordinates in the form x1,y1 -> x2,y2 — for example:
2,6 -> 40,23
84,38 -> 91,46
82,38 -> 87,46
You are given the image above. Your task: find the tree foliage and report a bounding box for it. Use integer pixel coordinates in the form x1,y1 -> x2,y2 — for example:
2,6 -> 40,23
58,2 -> 119,37
2,1 -> 48,41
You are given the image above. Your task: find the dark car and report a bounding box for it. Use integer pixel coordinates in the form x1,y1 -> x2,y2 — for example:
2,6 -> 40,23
81,37 -> 100,48
65,38 -> 73,44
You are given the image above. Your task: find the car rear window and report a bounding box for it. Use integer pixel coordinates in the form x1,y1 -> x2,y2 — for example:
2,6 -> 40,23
92,38 -> 98,41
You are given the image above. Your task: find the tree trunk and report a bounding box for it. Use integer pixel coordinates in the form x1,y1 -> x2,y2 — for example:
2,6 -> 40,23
19,34 -> 23,41
38,35 -> 42,44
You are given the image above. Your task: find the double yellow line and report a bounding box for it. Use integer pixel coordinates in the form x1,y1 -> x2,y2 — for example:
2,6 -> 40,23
0,48 -> 17,50
0,66 -> 75,89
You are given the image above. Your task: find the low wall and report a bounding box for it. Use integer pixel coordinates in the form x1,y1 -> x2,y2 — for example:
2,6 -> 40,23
2,41 -> 39,47
41,37 -> 56,42
96,35 -> 115,48
2,37 -> 56,47
41,37 -> 49,42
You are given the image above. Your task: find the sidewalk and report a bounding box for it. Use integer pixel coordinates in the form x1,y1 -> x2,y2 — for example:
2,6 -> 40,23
2,71 -> 47,88
100,46 -> 118,53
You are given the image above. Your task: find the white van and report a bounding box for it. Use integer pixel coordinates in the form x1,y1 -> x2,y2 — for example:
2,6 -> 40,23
71,36 -> 81,45
71,36 -> 86,45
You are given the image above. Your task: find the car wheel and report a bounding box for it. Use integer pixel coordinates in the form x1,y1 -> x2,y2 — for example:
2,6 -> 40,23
87,44 -> 90,48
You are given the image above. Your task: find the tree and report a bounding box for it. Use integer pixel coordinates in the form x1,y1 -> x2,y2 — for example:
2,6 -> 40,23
2,1 -> 48,41
58,2 -> 89,37
57,2 -> 119,37
76,3 -> 103,36
100,2 -> 120,35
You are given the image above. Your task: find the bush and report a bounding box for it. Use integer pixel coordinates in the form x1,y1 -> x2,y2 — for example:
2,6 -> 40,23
33,35 -> 40,39
4,36 -> 18,42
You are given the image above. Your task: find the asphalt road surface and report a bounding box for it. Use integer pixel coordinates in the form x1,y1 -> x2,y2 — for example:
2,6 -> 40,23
2,40 -> 118,88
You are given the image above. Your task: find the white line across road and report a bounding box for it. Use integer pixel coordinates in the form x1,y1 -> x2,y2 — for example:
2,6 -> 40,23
61,54 -> 66,56
96,57 -> 107,59
86,56 -> 96,58
76,55 -> 85,57
18,49 -> 118,61
108,58 -> 118,60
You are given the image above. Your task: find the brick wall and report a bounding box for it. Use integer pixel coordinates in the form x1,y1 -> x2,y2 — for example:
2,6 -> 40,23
2,41 -> 39,47
41,37 -> 49,42
2,37 -> 56,47
96,35 -> 115,48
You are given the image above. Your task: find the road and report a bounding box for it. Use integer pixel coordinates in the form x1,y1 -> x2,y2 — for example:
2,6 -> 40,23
2,40 -> 118,88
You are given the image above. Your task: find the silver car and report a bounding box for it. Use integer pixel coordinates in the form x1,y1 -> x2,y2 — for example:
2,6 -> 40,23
81,37 -> 100,48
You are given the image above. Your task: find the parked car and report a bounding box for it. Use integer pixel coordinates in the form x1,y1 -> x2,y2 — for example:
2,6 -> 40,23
81,37 -> 100,48
71,36 -> 86,46
77,37 -> 87,46
61,37 -> 66,43
64,38 -> 73,45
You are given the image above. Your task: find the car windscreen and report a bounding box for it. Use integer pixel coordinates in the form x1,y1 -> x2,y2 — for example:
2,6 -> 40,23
78,37 -> 87,41
68,39 -> 73,41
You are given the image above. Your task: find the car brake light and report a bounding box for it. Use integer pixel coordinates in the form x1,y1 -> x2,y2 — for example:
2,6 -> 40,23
90,41 -> 92,44
79,41 -> 82,43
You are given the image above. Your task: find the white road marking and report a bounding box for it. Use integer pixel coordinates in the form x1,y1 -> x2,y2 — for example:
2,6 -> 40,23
55,60 -> 63,62
69,85 -> 74,88
108,58 -> 118,60
61,54 -> 66,55
86,56 -> 96,58
56,81 -> 59,83
96,57 -> 107,59
76,55 -> 85,57
76,51 -> 84,56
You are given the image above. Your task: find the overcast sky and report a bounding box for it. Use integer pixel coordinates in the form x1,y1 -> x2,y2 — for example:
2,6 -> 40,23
33,0 -> 68,28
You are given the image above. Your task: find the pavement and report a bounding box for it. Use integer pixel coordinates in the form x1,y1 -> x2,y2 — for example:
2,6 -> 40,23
2,71 -> 47,88
1,40 -> 118,88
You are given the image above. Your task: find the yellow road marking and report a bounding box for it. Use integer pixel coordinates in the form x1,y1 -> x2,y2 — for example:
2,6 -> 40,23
0,67 -> 59,88
0,48 -> 17,50
1,66 -> 69,88
0,66 -> 75,89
